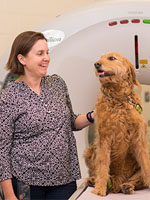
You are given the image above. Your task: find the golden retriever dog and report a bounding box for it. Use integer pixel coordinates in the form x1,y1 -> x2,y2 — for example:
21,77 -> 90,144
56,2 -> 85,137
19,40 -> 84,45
84,52 -> 150,196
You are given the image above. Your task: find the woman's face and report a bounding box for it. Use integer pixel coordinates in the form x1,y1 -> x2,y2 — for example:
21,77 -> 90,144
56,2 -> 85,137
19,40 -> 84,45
19,39 -> 50,78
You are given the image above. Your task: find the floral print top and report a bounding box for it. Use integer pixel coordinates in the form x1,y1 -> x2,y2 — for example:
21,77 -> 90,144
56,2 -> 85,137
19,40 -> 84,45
0,74 -> 81,186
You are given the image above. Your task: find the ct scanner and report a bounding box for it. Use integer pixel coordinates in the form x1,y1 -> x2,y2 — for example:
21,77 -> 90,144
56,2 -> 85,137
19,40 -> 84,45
1,0 -> 150,199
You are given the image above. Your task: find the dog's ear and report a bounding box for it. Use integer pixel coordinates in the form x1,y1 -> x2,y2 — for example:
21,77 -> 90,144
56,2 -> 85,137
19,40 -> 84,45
130,62 -> 140,86
124,58 -> 141,89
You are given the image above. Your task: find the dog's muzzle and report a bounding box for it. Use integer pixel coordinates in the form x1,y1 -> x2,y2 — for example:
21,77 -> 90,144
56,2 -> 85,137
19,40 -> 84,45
94,62 -> 115,78
94,62 -> 105,77
94,62 -> 101,69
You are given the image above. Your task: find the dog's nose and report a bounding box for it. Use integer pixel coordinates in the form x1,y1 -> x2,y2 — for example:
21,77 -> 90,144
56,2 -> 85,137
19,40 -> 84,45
94,62 -> 101,69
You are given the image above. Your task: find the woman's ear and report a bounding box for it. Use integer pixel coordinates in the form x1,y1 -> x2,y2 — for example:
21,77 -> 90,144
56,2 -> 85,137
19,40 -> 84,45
17,54 -> 26,65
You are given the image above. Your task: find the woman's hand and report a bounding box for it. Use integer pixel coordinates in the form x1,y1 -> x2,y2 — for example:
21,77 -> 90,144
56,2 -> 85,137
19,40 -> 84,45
75,110 -> 96,130
5,195 -> 18,200
91,110 -> 96,120
0,179 -> 18,200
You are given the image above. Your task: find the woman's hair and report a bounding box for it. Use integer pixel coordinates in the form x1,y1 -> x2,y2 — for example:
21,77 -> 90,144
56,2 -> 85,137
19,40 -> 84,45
6,31 -> 47,75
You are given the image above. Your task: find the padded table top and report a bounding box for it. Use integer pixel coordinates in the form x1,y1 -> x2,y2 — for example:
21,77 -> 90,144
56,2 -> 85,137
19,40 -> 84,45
78,186 -> 150,200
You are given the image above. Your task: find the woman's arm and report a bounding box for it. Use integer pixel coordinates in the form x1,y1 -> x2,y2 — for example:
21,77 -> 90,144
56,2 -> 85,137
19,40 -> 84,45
75,111 -> 95,130
0,95 -> 16,200
0,179 -> 18,200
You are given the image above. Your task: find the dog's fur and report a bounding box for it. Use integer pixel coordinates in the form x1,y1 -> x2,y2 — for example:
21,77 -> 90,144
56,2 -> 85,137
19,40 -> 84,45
84,52 -> 150,196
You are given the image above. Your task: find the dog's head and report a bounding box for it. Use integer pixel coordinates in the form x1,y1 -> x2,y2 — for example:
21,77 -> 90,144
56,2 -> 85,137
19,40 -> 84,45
94,52 -> 140,87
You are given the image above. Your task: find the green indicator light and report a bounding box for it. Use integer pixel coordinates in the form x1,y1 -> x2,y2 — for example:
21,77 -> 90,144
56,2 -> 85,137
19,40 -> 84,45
143,19 -> 150,24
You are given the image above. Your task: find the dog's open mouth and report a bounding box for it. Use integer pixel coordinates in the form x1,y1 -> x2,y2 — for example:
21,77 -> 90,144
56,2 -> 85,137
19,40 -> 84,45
98,70 -> 115,78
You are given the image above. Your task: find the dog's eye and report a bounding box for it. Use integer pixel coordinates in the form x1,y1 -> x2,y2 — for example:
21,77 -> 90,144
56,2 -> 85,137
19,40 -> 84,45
108,56 -> 116,61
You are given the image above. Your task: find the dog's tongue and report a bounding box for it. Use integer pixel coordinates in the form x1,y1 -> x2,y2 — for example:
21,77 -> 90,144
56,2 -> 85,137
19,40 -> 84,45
98,72 -> 105,76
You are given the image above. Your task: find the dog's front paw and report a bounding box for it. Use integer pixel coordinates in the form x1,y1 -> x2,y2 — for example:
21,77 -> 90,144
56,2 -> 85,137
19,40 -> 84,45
92,185 -> 106,196
120,183 -> 135,194
143,174 -> 150,186
85,177 -> 95,187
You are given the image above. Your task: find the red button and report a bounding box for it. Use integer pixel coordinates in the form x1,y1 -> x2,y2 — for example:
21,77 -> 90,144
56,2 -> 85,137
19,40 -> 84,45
120,20 -> 129,24
131,19 -> 140,23
109,21 -> 117,26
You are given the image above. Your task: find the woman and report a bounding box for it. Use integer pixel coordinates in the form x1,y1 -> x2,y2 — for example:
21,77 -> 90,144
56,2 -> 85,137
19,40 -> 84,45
0,31 -> 95,200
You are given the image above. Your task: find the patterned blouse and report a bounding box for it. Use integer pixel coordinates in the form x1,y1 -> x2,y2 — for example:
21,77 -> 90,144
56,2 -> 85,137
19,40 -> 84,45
0,74 -> 81,186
